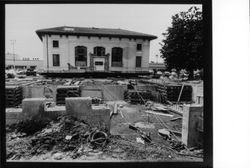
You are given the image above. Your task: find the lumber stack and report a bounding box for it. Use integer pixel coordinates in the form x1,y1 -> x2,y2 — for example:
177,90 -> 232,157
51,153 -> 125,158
124,90 -> 152,104
156,85 -> 192,102
5,85 -> 23,107
56,86 -> 80,105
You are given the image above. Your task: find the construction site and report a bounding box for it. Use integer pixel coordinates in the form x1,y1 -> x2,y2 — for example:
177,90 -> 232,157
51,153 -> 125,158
5,73 -> 203,161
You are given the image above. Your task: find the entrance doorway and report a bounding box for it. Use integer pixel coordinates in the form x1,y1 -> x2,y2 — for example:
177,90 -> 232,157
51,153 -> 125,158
93,58 -> 105,71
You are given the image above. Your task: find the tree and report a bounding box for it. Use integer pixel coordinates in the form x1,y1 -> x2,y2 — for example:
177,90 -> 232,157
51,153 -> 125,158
160,6 -> 203,78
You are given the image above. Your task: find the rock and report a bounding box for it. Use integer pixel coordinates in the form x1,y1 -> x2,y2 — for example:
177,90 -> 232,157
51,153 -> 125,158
135,122 -> 155,129
65,135 -> 72,140
136,137 -> 145,144
83,146 -> 93,152
158,128 -> 171,139
53,153 -> 63,160
43,128 -> 53,134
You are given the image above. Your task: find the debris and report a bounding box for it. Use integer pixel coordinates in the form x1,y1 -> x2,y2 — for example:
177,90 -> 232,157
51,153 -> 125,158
170,117 -> 182,121
169,130 -> 181,136
177,84 -> 185,103
10,118 -> 50,136
169,140 -> 185,152
53,152 -> 63,160
145,110 -> 174,117
158,128 -> 171,139
92,97 -> 103,104
120,110 -> 125,118
65,135 -> 72,140
134,122 -> 155,129
136,137 -> 145,144
113,103 -> 118,115
83,146 -> 93,153
89,130 -> 108,147
129,124 -> 152,143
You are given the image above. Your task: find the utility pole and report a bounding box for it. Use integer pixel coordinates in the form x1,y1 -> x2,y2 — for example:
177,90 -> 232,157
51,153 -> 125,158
10,40 -> 16,70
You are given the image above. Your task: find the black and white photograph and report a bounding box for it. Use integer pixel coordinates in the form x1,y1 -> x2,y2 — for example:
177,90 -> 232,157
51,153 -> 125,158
2,2 -> 212,166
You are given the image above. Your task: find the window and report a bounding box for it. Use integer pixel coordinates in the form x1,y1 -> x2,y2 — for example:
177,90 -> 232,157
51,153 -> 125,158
111,47 -> 123,67
137,44 -> 142,51
75,46 -> 87,66
53,54 -> 60,66
136,56 -> 142,67
94,46 -> 105,56
53,40 -> 59,48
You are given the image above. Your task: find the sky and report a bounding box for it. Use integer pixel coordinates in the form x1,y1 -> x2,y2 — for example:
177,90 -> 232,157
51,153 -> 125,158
5,4 -> 202,63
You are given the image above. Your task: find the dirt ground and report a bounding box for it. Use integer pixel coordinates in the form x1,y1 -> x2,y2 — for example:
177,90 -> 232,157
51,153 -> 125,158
6,100 -> 203,162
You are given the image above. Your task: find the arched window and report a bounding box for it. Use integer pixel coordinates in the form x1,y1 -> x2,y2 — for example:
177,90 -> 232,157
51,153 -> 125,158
94,46 -> 105,56
111,47 -> 123,67
75,46 -> 87,66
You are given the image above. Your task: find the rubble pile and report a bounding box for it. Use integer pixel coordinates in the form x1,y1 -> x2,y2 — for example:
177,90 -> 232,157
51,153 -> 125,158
104,135 -> 174,160
6,115 -> 108,160
6,114 -> 198,161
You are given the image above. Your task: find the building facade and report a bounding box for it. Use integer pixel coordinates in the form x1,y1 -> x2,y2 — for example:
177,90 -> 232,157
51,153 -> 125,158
5,53 -> 44,70
36,26 -> 157,72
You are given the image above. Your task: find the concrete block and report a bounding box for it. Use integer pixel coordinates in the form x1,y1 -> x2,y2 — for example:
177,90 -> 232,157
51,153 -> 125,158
44,106 -> 66,120
6,108 -> 23,125
65,97 -> 111,132
22,98 -> 46,119
103,85 -> 127,100
65,97 -> 92,116
92,105 -> 111,131
182,104 -> 203,148
22,86 -> 44,99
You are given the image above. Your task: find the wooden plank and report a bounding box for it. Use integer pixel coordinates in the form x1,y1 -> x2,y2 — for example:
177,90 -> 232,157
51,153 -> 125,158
145,110 -> 174,117
170,117 -> 182,121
